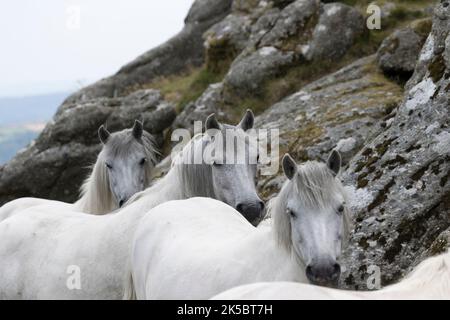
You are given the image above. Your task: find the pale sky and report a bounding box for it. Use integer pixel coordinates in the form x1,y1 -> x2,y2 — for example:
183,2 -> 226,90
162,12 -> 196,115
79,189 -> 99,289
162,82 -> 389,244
0,0 -> 195,97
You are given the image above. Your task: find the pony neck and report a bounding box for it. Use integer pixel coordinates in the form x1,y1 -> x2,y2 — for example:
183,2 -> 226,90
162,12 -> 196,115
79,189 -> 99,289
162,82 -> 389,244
75,159 -> 115,214
120,165 -> 185,217
241,224 -> 307,282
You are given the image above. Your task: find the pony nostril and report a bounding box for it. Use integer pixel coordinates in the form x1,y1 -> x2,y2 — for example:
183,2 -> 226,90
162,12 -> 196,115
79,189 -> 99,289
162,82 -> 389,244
235,202 -> 264,226
332,263 -> 341,278
258,201 -> 265,212
119,200 -> 125,207
306,265 -> 314,279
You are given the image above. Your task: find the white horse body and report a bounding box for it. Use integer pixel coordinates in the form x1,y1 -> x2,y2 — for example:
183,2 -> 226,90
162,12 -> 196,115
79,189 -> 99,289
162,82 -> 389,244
212,251 -> 450,300
130,197 -> 306,300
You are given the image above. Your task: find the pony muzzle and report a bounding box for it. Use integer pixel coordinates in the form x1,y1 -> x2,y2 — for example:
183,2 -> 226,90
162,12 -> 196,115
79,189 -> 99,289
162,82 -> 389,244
306,261 -> 341,287
236,200 -> 265,226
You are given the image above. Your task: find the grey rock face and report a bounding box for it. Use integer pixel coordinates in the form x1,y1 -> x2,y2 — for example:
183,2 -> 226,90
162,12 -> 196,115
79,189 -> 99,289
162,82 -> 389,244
0,90 -> 176,205
376,26 -> 429,79
204,14 -> 252,72
253,55 -> 403,199
224,47 -> 296,99
303,3 -> 366,61
172,83 -> 226,132
340,2 -> 450,289
258,0 -> 321,50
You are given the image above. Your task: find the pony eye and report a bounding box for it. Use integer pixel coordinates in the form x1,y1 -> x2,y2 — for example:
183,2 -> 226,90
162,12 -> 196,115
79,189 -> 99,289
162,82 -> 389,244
105,163 -> 112,169
139,158 -> 147,166
287,209 -> 296,219
337,205 -> 344,214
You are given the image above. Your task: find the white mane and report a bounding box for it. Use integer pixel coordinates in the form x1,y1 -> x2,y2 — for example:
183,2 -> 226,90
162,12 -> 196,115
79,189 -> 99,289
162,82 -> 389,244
124,133 -> 217,210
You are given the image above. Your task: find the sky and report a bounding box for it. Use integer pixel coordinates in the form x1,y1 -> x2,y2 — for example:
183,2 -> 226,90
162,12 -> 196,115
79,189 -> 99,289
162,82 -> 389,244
0,0 -> 195,98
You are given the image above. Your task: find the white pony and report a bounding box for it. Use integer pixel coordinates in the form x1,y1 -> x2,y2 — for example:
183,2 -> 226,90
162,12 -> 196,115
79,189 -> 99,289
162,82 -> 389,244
0,110 -> 263,300
212,250 -> 450,300
0,120 -> 157,219
125,150 -> 352,299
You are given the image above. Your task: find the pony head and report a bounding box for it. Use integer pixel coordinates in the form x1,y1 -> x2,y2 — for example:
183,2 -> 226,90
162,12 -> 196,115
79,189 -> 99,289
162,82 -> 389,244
97,120 -> 157,208
177,110 -> 265,226
273,150 -> 351,287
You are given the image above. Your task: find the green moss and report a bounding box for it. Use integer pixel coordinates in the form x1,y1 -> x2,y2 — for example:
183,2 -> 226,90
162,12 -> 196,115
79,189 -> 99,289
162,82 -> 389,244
367,179 -> 395,211
133,66 -> 226,113
354,161 -> 366,173
375,138 -> 396,157
411,18 -> 432,38
359,237 -> 370,249
440,169 -> 450,187
205,37 -> 239,75
410,164 -> 429,181
430,237 -> 449,255
357,178 -> 369,188
386,6 -> 424,26
281,123 -> 325,161
384,155 -> 407,167
429,55 -> 446,83
362,148 -> 373,156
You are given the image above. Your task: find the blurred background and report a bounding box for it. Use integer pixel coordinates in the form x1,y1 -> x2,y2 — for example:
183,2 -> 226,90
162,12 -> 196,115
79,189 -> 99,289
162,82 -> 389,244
0,0 -> 194,164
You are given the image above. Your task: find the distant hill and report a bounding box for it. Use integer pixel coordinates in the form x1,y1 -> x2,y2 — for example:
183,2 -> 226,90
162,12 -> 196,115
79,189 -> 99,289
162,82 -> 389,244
0,92 -> 69,164
0,92 -> 68,127
0,128 -> 39,164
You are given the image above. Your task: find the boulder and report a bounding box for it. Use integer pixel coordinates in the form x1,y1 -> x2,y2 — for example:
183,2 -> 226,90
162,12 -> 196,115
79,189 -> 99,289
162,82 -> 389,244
203,14 -> 252,73
223,47 -> 296,99
376,20 -> 431,80
303,3 -> 366,61
340,2 -> 450,289
0,90 -> 176,205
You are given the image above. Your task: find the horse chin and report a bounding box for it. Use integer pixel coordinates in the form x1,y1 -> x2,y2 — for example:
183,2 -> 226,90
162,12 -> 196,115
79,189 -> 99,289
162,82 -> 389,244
309,277 -> 339,288
249,216 -> 262,227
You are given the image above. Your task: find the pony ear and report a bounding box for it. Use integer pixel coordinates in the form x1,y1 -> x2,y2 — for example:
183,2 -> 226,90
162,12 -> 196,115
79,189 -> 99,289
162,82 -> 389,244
132,120 -> 143,140
238,109 -> 254,131
282,154 -> 297,180
98,125 -> 111,144
327,149 -> 341,176
205,113 -> 221,131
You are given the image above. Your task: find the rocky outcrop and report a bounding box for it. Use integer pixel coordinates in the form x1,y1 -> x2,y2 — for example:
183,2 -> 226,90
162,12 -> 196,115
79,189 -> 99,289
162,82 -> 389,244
253,55 -> 403,199
340,2 -> 450,289
0,90 -> 176,205
175,0 -> 366,130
